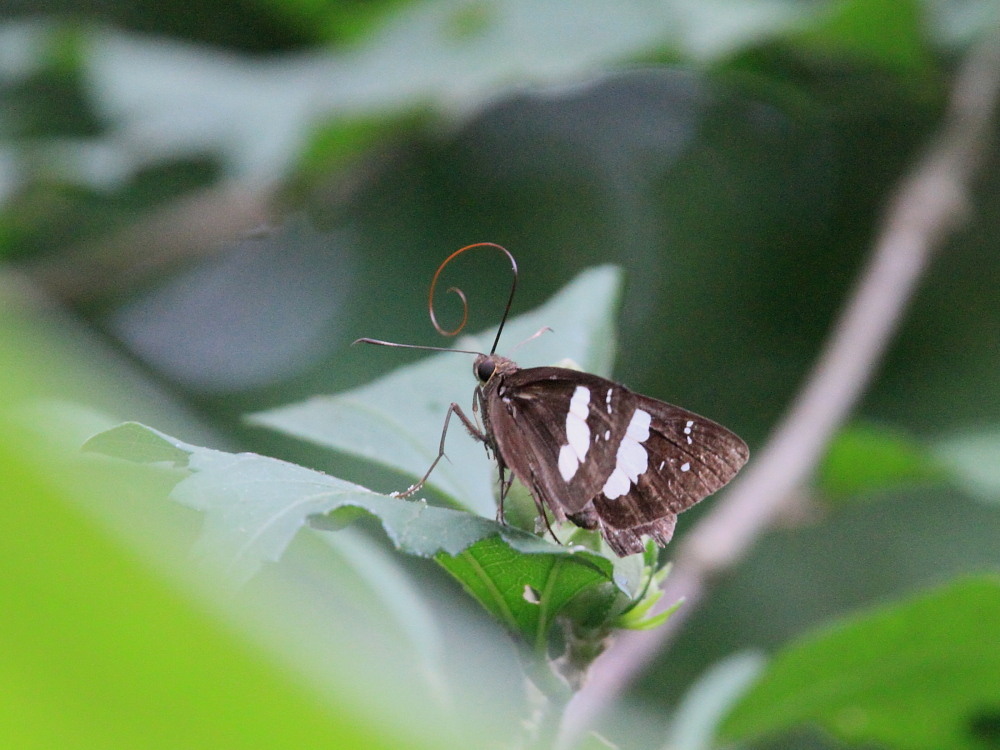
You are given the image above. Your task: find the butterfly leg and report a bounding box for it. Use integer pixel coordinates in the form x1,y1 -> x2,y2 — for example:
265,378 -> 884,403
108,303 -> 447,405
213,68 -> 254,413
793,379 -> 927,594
492,463 -> 562,545
392,403 -> 484,499
495,466 -> 514,523
526,483 -> 562,544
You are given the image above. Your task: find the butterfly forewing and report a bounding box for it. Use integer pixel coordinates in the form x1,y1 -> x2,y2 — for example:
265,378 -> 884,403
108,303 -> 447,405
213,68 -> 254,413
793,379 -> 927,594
591,397 -> 749,554
637,396 -> 750,505
484,367 -> 636,515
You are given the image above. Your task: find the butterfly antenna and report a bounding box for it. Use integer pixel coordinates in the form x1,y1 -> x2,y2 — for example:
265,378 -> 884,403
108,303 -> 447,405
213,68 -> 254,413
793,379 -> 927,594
428,242 -> 518,355
510,326 -> 553,353
352,338 -> 482,355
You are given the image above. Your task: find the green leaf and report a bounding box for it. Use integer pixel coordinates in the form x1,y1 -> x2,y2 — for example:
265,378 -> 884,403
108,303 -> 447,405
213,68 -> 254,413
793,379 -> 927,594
934,429 -> 1000,504
250,265 -> 623,518
817,422 -> 947,500
83,419 -> 193,465
85,422 -> 390,583
86,422 -> 583,574
68,5 -> 811,184
436,535 -> 622,648
84,422 -> 629,646
720,575 -> 1000,750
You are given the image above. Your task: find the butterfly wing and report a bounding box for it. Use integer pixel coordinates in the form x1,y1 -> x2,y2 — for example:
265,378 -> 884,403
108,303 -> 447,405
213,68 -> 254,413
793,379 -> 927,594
484,367 -> 637,518
486,366 -> 749,556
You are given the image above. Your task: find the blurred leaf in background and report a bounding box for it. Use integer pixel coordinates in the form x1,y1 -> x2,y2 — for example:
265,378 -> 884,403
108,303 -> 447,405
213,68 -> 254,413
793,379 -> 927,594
720,576 -> 1000,750
816,422 -> 948,501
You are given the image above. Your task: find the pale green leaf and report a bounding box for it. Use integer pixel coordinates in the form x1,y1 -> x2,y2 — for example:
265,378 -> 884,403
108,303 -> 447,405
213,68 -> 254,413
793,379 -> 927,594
83,420 -> 624,624
817,422 -> 947,500
934,429 -> 1000,504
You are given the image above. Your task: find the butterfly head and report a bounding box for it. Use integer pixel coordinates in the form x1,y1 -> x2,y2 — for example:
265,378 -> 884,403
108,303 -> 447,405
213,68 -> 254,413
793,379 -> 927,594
474,353 -> 518,384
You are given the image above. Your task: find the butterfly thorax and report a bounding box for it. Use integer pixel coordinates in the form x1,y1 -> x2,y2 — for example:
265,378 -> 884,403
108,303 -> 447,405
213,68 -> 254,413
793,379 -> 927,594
471,354 -> 519,458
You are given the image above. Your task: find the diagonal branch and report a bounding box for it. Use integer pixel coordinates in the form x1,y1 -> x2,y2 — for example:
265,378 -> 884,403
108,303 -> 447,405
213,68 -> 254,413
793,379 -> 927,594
559,36 -> 1000,747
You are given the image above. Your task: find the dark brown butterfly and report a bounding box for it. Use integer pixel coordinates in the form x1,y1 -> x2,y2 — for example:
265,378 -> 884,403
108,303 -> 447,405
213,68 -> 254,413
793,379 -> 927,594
358,243 -> 748,556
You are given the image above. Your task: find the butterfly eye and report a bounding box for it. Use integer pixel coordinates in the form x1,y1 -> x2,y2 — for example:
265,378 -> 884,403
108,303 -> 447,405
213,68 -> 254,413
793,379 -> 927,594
476,358 -> 496,382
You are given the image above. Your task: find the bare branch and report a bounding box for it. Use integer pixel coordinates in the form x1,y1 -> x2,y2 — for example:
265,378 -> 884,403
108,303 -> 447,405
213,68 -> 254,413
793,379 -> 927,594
559,36 -> 1000,747
22,181 -> 275,304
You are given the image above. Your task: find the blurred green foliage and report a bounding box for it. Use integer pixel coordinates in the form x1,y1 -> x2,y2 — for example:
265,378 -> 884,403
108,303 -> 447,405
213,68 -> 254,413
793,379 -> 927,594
817,422 -> 948,500
721,576 -> 1000,749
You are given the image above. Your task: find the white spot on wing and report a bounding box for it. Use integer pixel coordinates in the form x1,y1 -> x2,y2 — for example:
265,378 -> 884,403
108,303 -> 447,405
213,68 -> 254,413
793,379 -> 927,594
571,386 -> 590,418
602,467 -> 630,498
566,413 -> 589,459
681,462 -> 691,472
606,388 -> 613,413
566,386 -> 591,460
604,429 -> 611,441
627,409 -> 651,441
559,444 -> 578,481
617,442 -> 646,479
602,409 -> 651,499
558,386 -> 591,481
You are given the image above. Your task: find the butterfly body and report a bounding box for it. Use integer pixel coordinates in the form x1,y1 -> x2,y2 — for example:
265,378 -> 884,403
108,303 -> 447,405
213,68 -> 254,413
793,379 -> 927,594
472,354 -> 749,556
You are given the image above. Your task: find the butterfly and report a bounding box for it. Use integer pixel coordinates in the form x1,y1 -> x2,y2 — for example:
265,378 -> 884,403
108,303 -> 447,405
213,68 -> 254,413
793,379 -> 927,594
359,243 -> 749,556
464,353 -> 748,556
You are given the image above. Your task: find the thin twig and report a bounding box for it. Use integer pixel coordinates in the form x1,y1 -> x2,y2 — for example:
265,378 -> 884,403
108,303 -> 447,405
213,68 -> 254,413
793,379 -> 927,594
22,141 -> 404,306
23,181 -> 275,304
559,36 -> 1000,747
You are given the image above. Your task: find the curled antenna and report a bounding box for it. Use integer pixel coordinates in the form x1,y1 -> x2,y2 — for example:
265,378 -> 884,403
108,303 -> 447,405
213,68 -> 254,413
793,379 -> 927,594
428,242 -> 518,355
